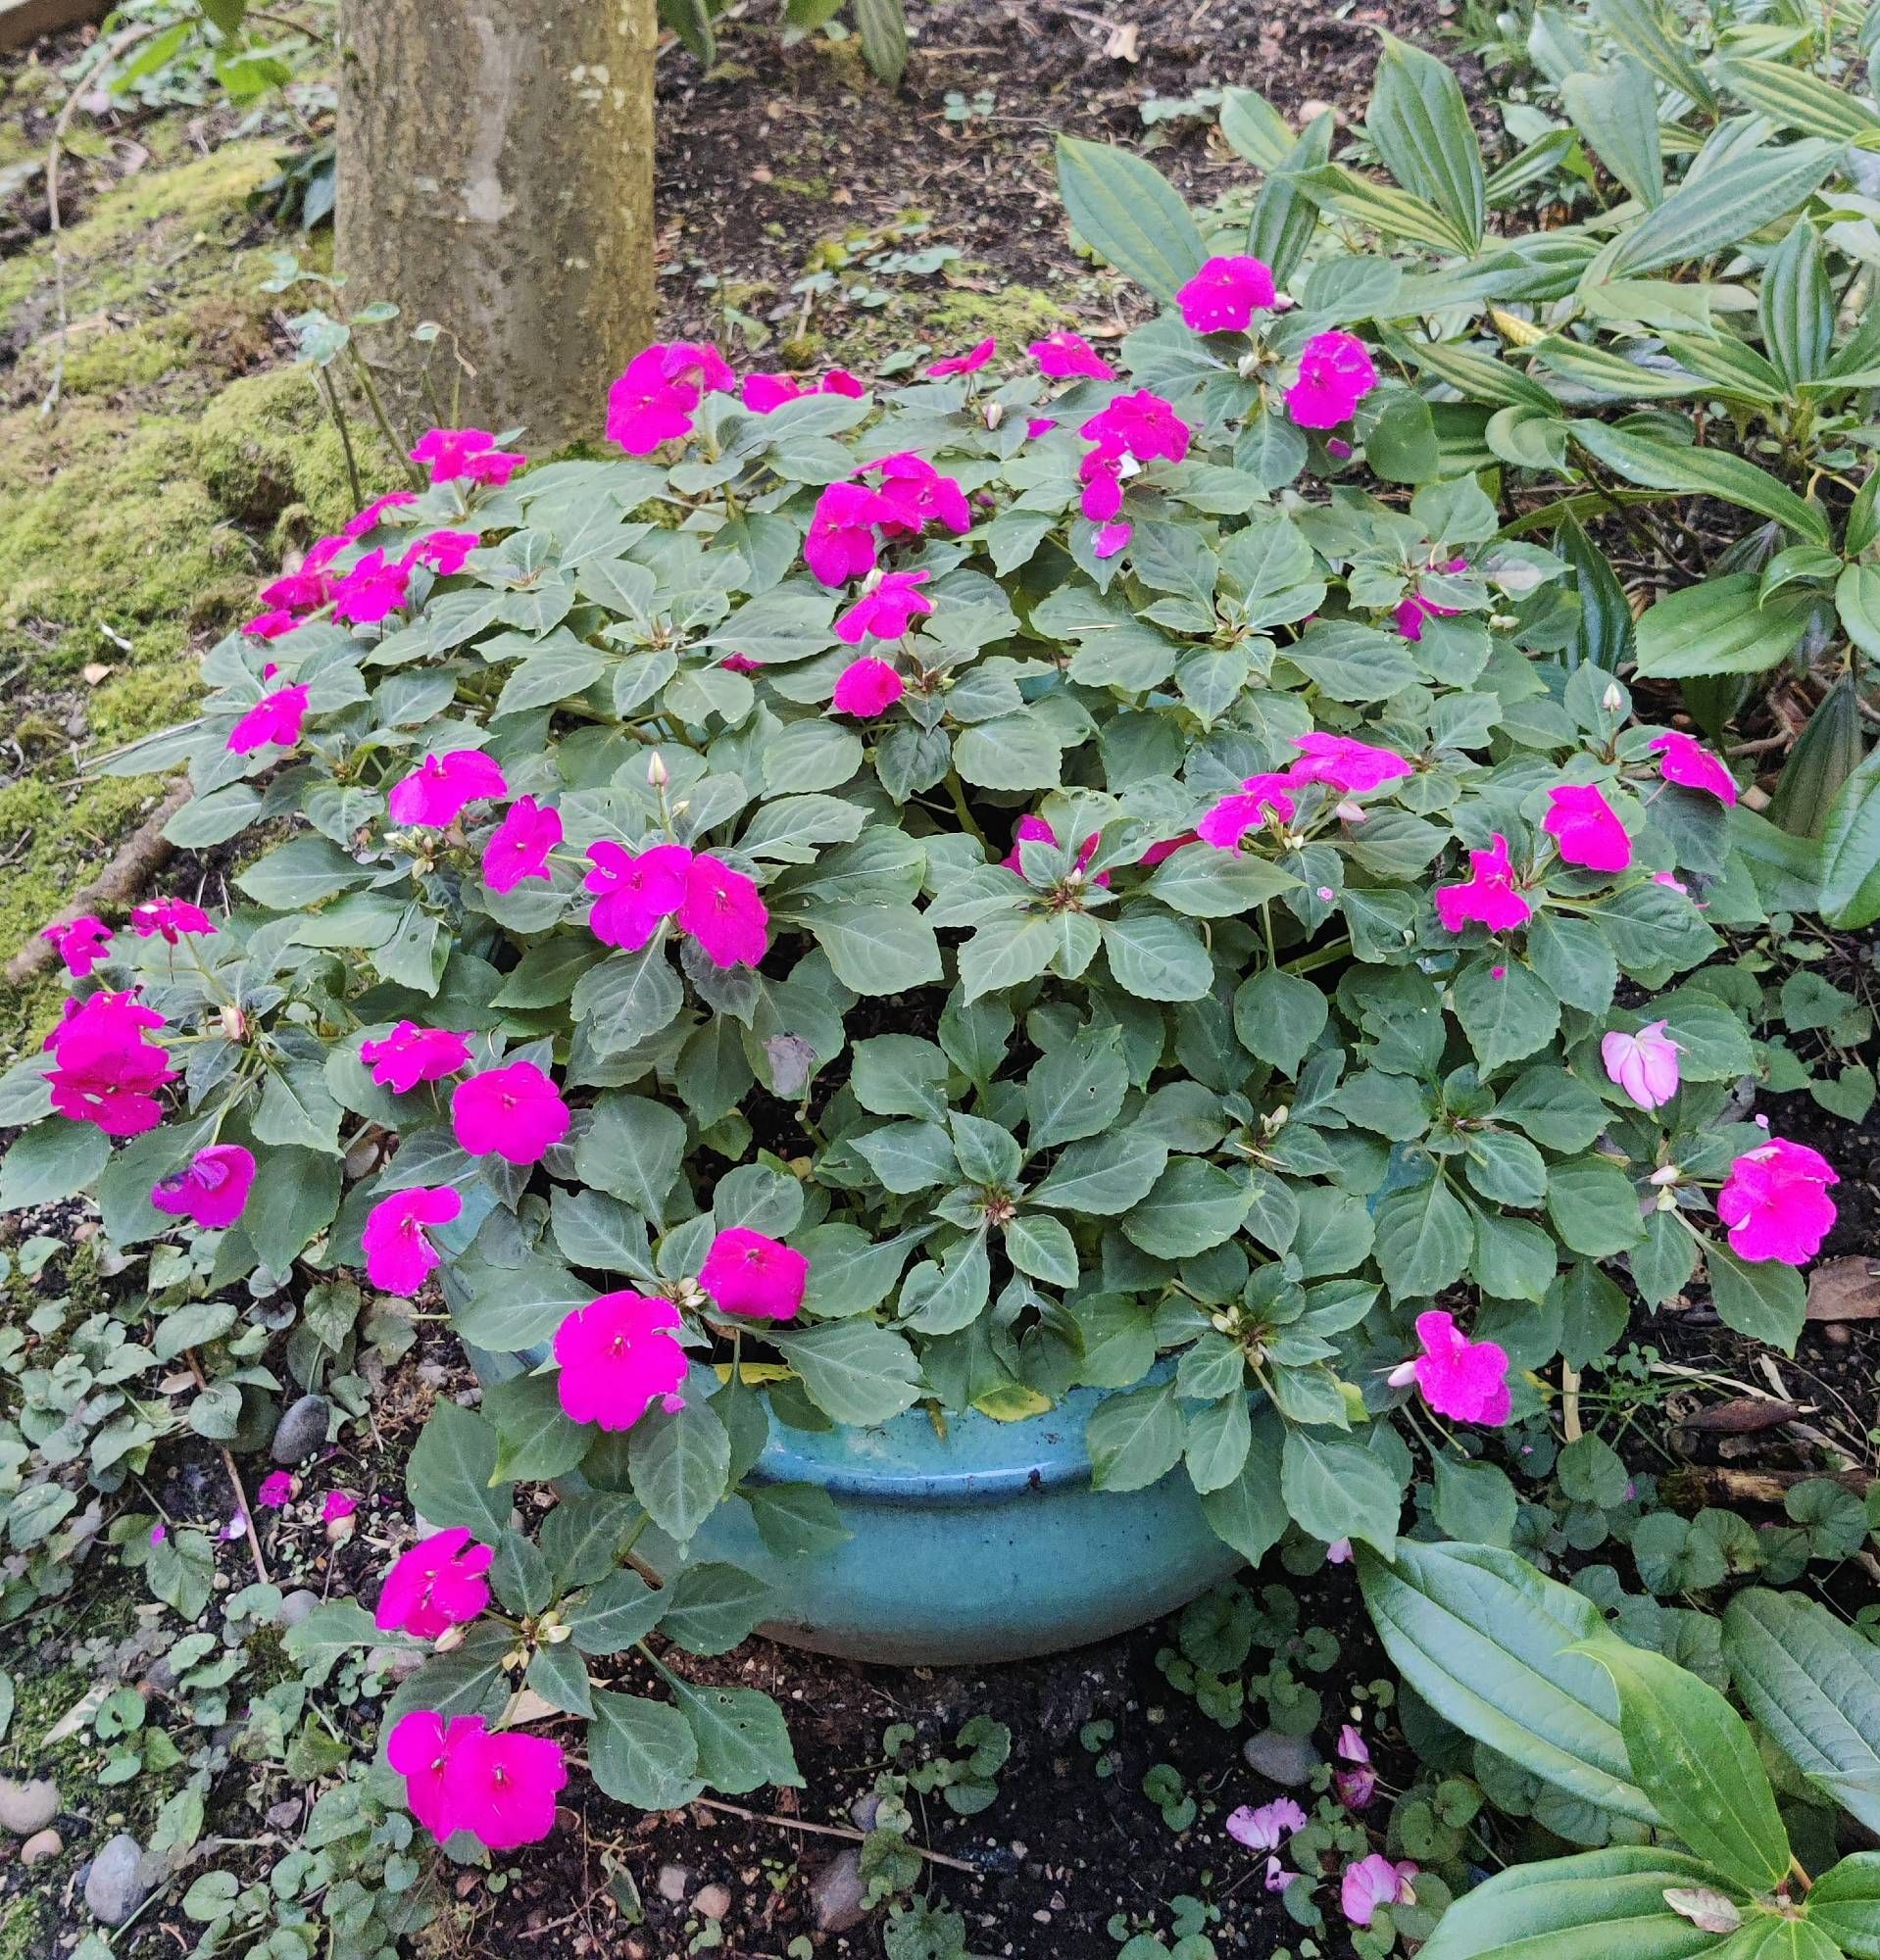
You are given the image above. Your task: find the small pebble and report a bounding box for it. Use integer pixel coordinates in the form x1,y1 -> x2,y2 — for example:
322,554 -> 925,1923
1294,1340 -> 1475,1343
271,1394 -> 332,1465
0,1779 -> 60,1836
84,1833 -> 150,1926
276,1590 -> 321,1631
21,1829 -> 62,1866
810,1847 -> 869,1933
656,1863 -> 688,1903
1242,1728 -> 1320,1787
693,1883 -> 731,1920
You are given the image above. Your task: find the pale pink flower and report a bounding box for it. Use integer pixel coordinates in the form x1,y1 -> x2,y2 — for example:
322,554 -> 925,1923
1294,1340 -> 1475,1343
1434,833 -> 1530,933
1325,1539 -> 1353,1564
1225,1798 -> 1306,1851
360,1022 -> 473,1095
130,898 -> 216,944
699,1227 -> 808,1321
1602,1020 -> 1682,1110
1197,774 -> 1299,851
586,840 -> 692,952
836,568 -> 933,644
553,1291 -> 688,1430
226,683 -> 310,757
1342,1854 -> 1417,1927
387,751 -> 509,827
375,1527 -> 493,1640
41,914 -> 113,978
679,853 -> 769,968
1176,254 -> 1277,332
925,337 -> 995,377
1717,1139 -> 1838,1265
1335,1724 -> 1376,1809
1285,331 -> 1378,428
1650,730 -> 1738,806
1028,331 -> 1110,379
831,657 -> 905,718
482,796 -> 562,894
150,1145 -> 256,1230
1393,1309 -> 1510,1425
1544,782 -> 1631,873
1289,732 -> 1412,795
363,1187 -> 463,1295
452,1062 -> 569,1164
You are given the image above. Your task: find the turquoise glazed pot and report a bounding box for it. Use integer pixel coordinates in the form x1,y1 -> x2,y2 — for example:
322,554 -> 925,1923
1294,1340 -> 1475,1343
465,1344 -> 1245,1666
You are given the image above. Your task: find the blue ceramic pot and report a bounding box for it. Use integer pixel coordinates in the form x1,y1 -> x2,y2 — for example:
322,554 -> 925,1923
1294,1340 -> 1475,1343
465,1343 -> 1245,1666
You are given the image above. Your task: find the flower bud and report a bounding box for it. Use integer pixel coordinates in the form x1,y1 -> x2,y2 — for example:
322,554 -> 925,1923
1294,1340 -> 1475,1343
434,1623 -> 468,1654
1601,680 -> 1625,713
219,1004 -> 247,1043
647,750 -> 668,789
983,400 -> 1005,430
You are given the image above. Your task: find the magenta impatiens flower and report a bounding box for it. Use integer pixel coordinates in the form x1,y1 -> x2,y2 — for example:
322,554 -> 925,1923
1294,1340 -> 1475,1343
482,796 -> 562,894
376,1526 -> 494,1640
678,853 -> 769,969
243,609 -> 298,641
41,914 -> 113,978
607,341 -> 737,453
1081,390 -> 1192,465
698,1227 -> 809,1321
149,1144 -> 256,1230
1394,1309 -> 1510,1425
1028,330 -> 1110,380
226,683 -> 311,757
387,750 -> 509,827
1289,732 -> 1412,795
1285,331 -> 1379,429
258,535 -> 344,612
1176,253 -> 1277,332
1395,559 -> 1468,641
585,840 -> 692,951
804,481 -> 893,587
452,1062 -> 569,1164
131,898 -> 216,944
553,1291 -> 688,1430
1650,729 -> 1738,806
360,1021 -> 473,1095
1544,782 -> 1632,873
42,990 -> 173,1136
1717,1139 -> 1838,1265
403,529 -> 480,578
925,336 -> 995,377
322,1490 -> 358,1524
831,657 -> 905,718
1434,833 -> 1531,933
1602,1020 -> 1682,1110
742,370 -> 804,414
344,490 -> 420,540
1093,519 -> 1132,559
1197,774 -> 1299,852
836,568 -> 933,645
330,549 -> 412,626
1342,1855 -> 1417,1927
865,452 -> 971,539
410,427 -> 525,487
362,1186 -> 463,1296
387,1711 -> 567,1849
256,1471 -> 295,1509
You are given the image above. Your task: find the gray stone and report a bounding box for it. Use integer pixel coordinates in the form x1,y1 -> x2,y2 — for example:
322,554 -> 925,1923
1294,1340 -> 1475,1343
84,1834 -> 150,1926
1242,1728 -> 1320,1787
276,1589 -> 322,1630
692,1884 -> 731,1921
810,1848 -> 869,1934
0,1778 -> 59,1835
368,1644 -> 425,1682
656,1863 -> 688,1903
20,1829 -> 61,1865
271,1394 -> 331,1464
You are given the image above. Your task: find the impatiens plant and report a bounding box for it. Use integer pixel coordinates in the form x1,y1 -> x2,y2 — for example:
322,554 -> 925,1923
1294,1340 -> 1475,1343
9,124 -> 1848,1873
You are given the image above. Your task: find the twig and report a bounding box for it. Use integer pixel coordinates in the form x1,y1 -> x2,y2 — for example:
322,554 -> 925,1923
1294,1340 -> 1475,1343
186,1352 -> 271,1587
1559,1362 -> 1582,1444
690,1795 -> 981,1875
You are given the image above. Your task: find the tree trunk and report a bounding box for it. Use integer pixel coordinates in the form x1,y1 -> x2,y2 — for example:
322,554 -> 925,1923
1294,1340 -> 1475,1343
335,0 -> 657,450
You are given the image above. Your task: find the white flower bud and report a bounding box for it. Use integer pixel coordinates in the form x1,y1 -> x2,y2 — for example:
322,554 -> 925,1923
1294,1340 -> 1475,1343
647,750 -> 668,788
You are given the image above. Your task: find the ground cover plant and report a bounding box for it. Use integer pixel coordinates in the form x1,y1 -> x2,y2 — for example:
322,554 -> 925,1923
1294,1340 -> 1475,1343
2,6 -> 1879,1957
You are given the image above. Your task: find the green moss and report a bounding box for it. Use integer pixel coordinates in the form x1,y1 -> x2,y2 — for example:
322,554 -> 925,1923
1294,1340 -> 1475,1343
819,267 -> 1069,367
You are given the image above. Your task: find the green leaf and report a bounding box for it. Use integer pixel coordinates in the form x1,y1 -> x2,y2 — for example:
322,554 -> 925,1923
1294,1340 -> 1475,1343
1055,135 -> 1208,301
1200,1412 -> 1288,1562
575,1093 -> 687,1224
811,904 -> 942,995
666,1676 -> 803,1793
1453,956 -> 1559,1068
569,945 -> 683,1055
1123,1158 -> 1255,1258
660,1563 -> 773,1656
1548,1157 -> 1647,1256
0,1121 -> 110,1210
1607,139 -> 1840,278
483,1371 -> 593,1482
1820,741 -> 1880,930
1416,1846 -> 1740,1960
769,1321 -> 923,1425
1233,966 -> 1330,1075
1568,1636 -> 1789,1892
1721,58 -> 1880,141
1102,911 -> 1213,1002
1025,1026 -> 1129,1148
1809,1853 -> 1880,1957
236,835 -> 375,909
1087,1381 -> 1185,1493
1634,574 -> 1814,679
1707,1243 -> 1806,1352
1184,1394 -> 1253,1494
1145,847 -> 1298,917
568,1570 -> 666,1655
749,1482 -> 852,1559
1281,1430 -> 1400,1553
1373,1174 -> 1472,1299
1367,32 -> 1486,249
407,1402 -> 509,1544
852,0 -> 907,85
1722,1590 -> 1880,1836
1432,1455 -> 1517,1547
1572,423 -> 1829,547
453,1258 -> 594,1351
1358,1541 -> 1657,1821
1559,57 -> 1663,208
588,1690 -> 703,1810
1031,1132 -> 1169,1214
629,1399 -> 732,1544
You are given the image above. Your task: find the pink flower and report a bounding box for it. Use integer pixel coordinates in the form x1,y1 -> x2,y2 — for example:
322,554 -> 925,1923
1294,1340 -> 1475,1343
925,337 -> 995,377
836,568 -> 934,644
149,1144 -> 256,1230
330,549 -> 412,626
387,1711 -> 566,1849
1394,559 -> 1468,642
1079,443 -> 1129,522
1335,1725 -> 1377,1809
831,657 -> 905,718
865,453 -> 971,538
387,750 -> 509,827
243,609 -> 299,640
585,840 -> 692,951
362,1186 -> 463,1295
1137,832 -> 1197,868
1397,1309 -> 1511,1425
322,1490 -> 358,1523
1226,1798 -> 1307,1852
1028,330 -> 1110,380
42,990 -> 173,1136
256,1471 -> 294,1509
226,683 -> 310,757
606,343 -> 734,453
699,1227 -> 809,1321
41,914 -> 113,978
1326,1538 -> 1353,1564
1289,732 -> 1412,795
553,1291 -> 688,1430
1285,331 -> 1378,429
1197,774 -> 1299,851
1650,730 -> 1738,806
360,1022 -> 473,1095
821,369 -> 866,397
483,796 -> 562,894
1602,1020 -> 1682,1110
403,529 -> 480,577
1081,390 -> 1192,465
1092,520 -> 1132,559
1544,782 -> 1632,873
376,1527 -> 493,1640
1342,1855 -> 1417,1927
149,1525 -> 167,1546
679,853 -> 769,969
804,481 -> 893,587
131,898 -> 216,944
1176,254 -> 1277,332
409,428 -> 525,487
1434,833 -> 1531,933
258,535 -> 344,612
1655,870 -> 1689,894
743,370 -> 804,413
1003,814 -> 1108,886
452,1062 -> 569,1164
718,653 -> 763,675
386,1709 -> 467,1838
1717,1139 -> 1838,1265
1027,416 -> 1059,439
344,490 -> 419,540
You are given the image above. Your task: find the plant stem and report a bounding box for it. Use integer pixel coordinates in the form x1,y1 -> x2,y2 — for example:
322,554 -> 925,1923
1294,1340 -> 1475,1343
319,365 -> 364,510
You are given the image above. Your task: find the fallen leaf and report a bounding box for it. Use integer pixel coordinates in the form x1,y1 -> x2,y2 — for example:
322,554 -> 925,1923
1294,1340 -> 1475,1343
1664,1888 -> 1741,1936
82,662 -> 114,686
501,1688 -> 560,1728
1683,1396 -> 1806,1435
1806,1256 -> 1880,1322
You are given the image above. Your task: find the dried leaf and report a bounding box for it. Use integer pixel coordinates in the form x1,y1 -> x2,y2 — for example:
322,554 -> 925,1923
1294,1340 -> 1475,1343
1806,1256 -> 1880,1322
1683,1396 -> 1805,1435
1663,1888 -> 1741,1936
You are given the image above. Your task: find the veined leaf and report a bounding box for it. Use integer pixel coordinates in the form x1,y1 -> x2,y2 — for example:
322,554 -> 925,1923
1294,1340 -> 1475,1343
1572,423 -> 1829,545
1055,136 -> 1208,301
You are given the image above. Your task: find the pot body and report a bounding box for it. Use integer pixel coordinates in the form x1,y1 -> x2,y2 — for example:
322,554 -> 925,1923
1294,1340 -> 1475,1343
466,1345 -> 1245,1666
